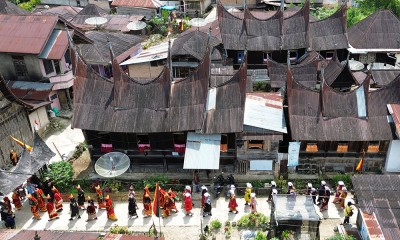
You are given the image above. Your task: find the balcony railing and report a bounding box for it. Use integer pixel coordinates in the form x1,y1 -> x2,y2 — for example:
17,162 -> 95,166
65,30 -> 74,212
49,70 -> 74,90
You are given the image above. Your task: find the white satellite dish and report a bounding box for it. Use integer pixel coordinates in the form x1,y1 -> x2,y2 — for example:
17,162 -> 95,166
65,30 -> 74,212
127,21 -> 147,31
85,17 -> 108,26
95,152 -> 130,178
341,59 -> 364,71
189,18 -> 206,27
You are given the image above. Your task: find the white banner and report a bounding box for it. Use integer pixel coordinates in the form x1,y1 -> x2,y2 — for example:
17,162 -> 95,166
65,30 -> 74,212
288,142 -> 301,167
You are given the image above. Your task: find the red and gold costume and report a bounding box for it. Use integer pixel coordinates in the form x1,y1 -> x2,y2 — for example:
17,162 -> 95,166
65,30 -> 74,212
27,195 -> 41,220
184,192 -> 193,216
46,198 -> 59,221
333,182 -> 344,204
159,188 -> 167,209
142,186 -> 152,217
162,194 -> 172,218
86,197 -> 97,221
228,193 -> 238,214
35,188 -> 47,212
105,195 -> 117,221
167,188 -> 179,213
52,187 -> 63,212
339,188 -> 348,208
95,185 -> 106,209
12,192 -> 22,210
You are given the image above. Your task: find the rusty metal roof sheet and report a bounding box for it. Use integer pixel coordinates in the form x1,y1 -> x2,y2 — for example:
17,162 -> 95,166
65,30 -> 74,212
352,175 -> 400,240
348,10 -> 400,50
0,14 -> 58,54
39,29 -> 69,60
0,229 -> 19,239
388,103 -> 400,138
372,69 -> 400,87
35,6 -> 82,21
0,0 -> 29,15
111,0 -> 163,9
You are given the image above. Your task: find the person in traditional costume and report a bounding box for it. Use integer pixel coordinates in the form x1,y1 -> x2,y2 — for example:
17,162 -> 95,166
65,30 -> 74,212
307,183 -> 313,195
317,180 -> 326,205
311,188 -> 317,205
105,195 -> 118,221
167,188 -> 179,213
339,187 -> 348,209
35,188 -> 47,212
4,213 -> 15,229
45,195 -> 59,221
228,190 -> 238,214
68,194 -> 81,221
159,188 -> 166,209
320,186 -> 331,211
128,185 -> 138,218
203,192 -> 212,217
250,193 -> 258,213
27,194 -> 41,220
268,181 -> 277,202
11,190 -> 22,210
44,177 -> 54,200
86,196 -> 97,222
77,185 -> 86,210
333,181 -> 345,204
287,182 -> 295,195
95,185 -> 106,209
244,183 -> 252,205
184,185 -> 192,195
184,192 -> 193,216
3,197 -> 13,214
162,193 -> 172,218
201,185 -> 208,208
51,186 -> 63,212
142,186 -> 152,217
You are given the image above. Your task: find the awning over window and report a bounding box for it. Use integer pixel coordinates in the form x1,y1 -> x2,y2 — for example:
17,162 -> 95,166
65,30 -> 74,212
183,133 -> 221,170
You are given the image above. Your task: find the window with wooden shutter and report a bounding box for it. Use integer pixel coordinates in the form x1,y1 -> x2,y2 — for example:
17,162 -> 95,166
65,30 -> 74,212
337,142 -> 348,152
306,143 -> 318,152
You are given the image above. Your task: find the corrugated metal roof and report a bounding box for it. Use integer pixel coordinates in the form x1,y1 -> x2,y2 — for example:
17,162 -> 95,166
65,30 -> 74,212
0,229 -> 19,240
0,14 -> 58,54
0,0 -> 29,15
39,29 -> 69,60
120,40 -> 173,65
387,104 -> 400,138
35,6 -> 82,21
111,0 -> 163,9
372,69 -> 400,87
244,92 -> 287,133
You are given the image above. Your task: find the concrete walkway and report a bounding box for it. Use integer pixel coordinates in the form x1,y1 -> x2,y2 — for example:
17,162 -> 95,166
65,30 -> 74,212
1,193 -> 357,240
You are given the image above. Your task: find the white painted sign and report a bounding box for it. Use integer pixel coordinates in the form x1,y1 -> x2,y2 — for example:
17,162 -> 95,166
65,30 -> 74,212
288,142 -> 301,167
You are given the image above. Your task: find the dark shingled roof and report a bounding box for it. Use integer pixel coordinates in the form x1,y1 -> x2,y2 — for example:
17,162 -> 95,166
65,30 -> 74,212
281,0 -> 309,50
309,4 -> 348,51
203,54 -> 247,133
218,2 -> 247,50
348,10 -> 400,50
288,67 -> 400,141
352,175 -> 400,240
172,30 -> 221,60
267,59 -> 318,89
70,4 -> 108,26
372,69 -> 400,87
245,8 -> 283,51
0,0 -> 29,15
78,31 -> 142,64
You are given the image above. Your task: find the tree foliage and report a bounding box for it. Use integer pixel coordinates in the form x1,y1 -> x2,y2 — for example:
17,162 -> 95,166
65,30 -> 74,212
44,161 -> 74,192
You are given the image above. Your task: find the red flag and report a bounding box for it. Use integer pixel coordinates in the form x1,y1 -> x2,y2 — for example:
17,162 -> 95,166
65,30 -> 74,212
179,19 -> 184,31
152,182 -> 160,217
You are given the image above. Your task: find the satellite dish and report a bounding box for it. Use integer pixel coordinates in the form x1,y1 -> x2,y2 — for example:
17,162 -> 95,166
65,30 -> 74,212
189,18 -> 206,27
127,21 -> 147,31
341,59 -> 364,71
95,152 -> 130,178
85,17 -> 108,26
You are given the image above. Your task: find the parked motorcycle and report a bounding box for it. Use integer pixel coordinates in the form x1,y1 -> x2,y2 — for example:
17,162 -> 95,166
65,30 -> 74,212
226,174 -> 236,198
213,174 -> 225,198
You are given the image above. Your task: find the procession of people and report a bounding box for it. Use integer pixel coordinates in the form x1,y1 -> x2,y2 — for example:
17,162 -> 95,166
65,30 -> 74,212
2,177 -> 355,228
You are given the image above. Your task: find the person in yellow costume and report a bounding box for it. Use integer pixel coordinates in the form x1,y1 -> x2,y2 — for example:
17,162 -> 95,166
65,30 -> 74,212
244,183 -> 252,205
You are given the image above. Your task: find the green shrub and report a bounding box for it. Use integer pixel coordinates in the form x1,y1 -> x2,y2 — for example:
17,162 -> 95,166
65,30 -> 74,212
330,174 -> 353,189
255,231 -> 267,240
237,213 -> 269,229
327,234 -> 355,240
250,180 -> 264,188
210,219 -> 222,230
105,180 -> 122,193
142,174 -> 169,190
109,225 -> 131,234
44,161 -> 74,192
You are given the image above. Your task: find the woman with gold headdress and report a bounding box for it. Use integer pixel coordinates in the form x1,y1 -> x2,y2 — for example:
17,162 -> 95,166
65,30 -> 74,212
51,186 -> 63,212
167,188 -> 179,213
45,194 -> 59,221
95,185 -> 106,209
11,190 -> 22,210
27,194 -> 41,220
105,195 -> 118,221
35,188 -> 47,212
86,196 -> 97,222
162,193 -> 172,218
244,183 -> 252,205
142,186 -> 152,217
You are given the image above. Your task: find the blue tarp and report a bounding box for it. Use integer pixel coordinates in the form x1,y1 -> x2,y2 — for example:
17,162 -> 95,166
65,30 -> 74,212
161,5 -> 176,10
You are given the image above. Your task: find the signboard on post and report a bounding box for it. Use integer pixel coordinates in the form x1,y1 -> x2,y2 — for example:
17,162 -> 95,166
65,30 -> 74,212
288,142 -> 301,167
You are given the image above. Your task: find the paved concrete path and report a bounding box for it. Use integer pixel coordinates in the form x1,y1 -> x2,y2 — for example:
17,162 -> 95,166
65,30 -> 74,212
1,193 -> 357,239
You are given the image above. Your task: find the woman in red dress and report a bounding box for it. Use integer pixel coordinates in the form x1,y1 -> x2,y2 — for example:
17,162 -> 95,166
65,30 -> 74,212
3,197 -> 13,214
51,186 -> 63,212
105,195 -> 117,221
11,191 -> 22,210
27,194 -> 41,220
184,192 -> 193,216
45,195 -> 59,221
95,185 -> 107,209
35,188 -> 47,212
228,191 -> 238,214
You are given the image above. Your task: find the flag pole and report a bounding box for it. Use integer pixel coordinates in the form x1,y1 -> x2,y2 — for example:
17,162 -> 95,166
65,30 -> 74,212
158,182 -> 162,237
